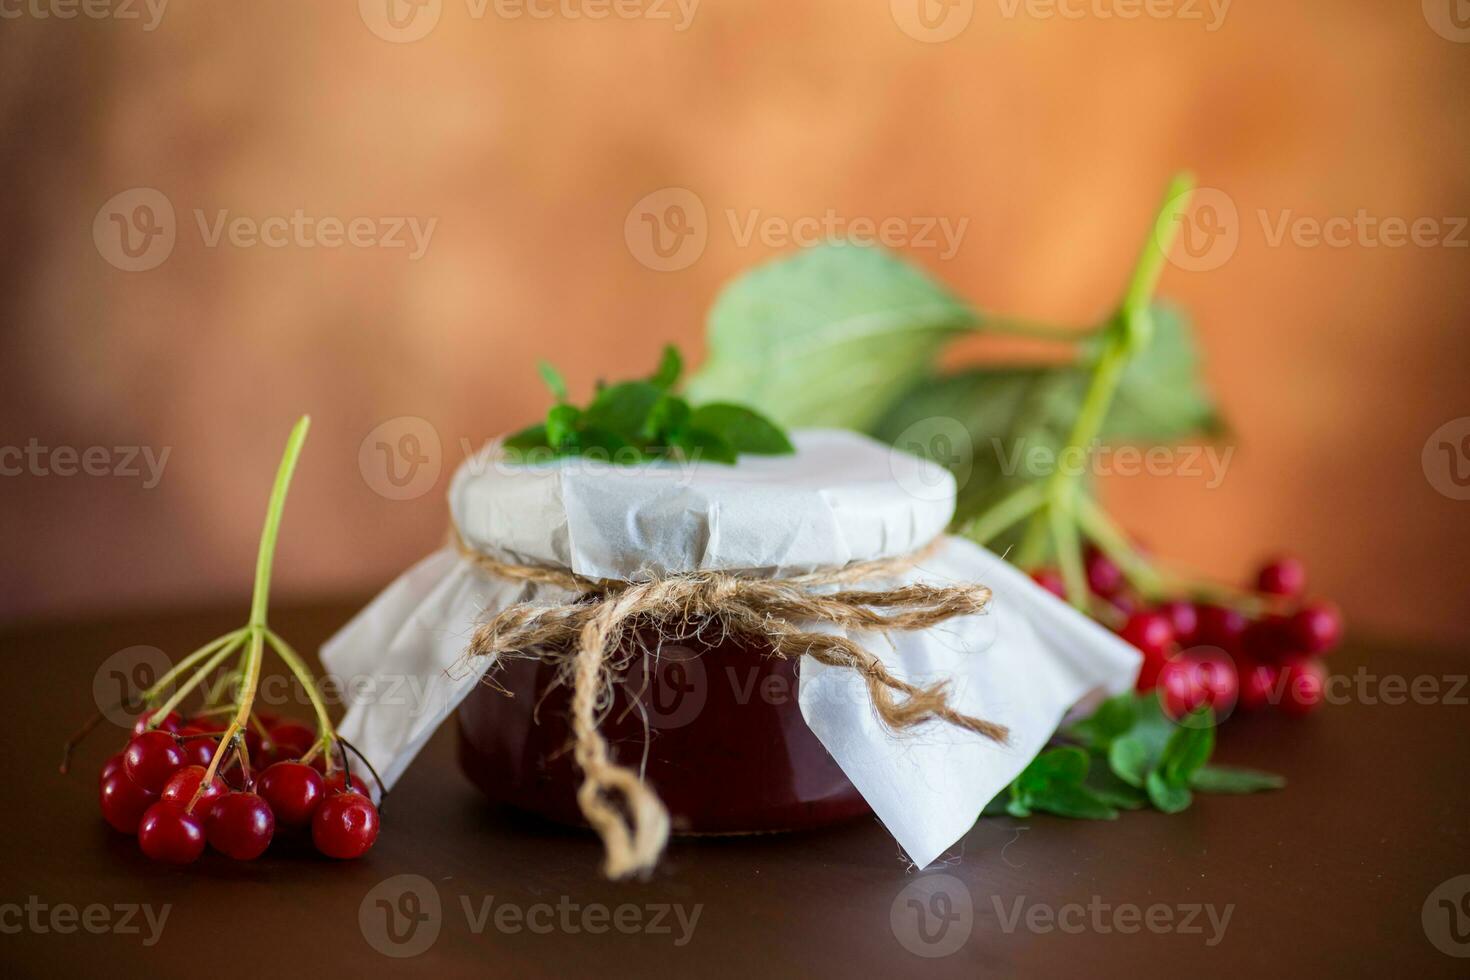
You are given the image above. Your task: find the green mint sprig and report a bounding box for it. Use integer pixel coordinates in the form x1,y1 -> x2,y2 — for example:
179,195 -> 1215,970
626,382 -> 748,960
984,692 -> 1284,821
503,344 -> 794,465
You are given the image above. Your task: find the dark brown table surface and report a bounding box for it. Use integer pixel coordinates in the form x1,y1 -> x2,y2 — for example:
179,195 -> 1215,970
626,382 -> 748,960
1,601 -> 1466,978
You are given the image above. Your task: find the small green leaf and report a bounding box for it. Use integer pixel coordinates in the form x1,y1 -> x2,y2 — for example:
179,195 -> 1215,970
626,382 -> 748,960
649,344 -> 682,390
1017,746 -> 1090,793
1146,770 -> 1193,814
1064,692 -> 1138,751
545,404 -> 581,449
1107,735 -> 1150,788
575,426 -> 637,461
1159,712 -> 1215,785
1190,765 -> 1286,794
1083,763 -> 1149,810
502,423 -> 549,452
643,395 -> 691,442
673,428 -> 738,465
689,403 -> 795,455
1005,796 -> 1033,819
1027,782 -> 1119,821
538,360 -> 570,403
584,382 -> 663,438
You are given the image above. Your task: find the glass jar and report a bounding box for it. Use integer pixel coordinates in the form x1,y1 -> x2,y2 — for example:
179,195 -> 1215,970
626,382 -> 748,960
457,622 -> 872,834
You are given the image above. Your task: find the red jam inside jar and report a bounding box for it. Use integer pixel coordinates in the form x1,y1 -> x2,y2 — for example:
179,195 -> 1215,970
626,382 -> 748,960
457,622 -> 871,833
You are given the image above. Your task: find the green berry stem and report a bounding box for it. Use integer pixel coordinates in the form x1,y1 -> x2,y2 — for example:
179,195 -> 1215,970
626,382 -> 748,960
149,631 -> 248,722
249,415 -> 311,630
969,173 -> 1195,610
138,628 -> 247,712
264,628 -> 337,763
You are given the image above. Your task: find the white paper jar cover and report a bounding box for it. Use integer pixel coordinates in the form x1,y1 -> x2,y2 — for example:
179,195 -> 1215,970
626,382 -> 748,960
322,429 -> 1140,869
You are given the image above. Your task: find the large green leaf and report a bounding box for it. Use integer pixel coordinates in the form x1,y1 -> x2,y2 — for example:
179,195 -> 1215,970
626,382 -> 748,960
868,303 -> 1221,533
1106,303 -> 1222,441
870,367 -> 1078,544
685,243 -> 976,430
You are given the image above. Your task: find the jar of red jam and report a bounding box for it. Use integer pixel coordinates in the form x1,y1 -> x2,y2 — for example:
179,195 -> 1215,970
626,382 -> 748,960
457,622 -> 872,834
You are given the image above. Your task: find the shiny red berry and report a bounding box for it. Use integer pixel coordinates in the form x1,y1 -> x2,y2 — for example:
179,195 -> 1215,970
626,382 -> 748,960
1280,659 -> 1327,717
1242,614 -> 1295,662
1120,611 -> 1175,691
180,733 -> 221,769
132,709 -> 182,737
1255,556 -> 1307,597
1291,602 -> 1342,655
1237,662 -> 1281,712
99,753 -> 125,786
269,722 -> 316,759
1156,601 -> 1199,647
99,771 -> 158,833
1195,605 -> 1248,652
1158,651 -> 1239,720
1084,549 -> 1124,598
138,802 -> 206,864
312,792 -> 380,859
258,762 -> 326,827
123,731 -> 187,794
160,765 -> 227,809
1030,568 -> 1066,599
206,792 -> 275,860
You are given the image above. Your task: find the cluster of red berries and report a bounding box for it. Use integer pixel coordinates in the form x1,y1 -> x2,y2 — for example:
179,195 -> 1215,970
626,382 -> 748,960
1034,552 -> 1342,721
98,709 -> 379,865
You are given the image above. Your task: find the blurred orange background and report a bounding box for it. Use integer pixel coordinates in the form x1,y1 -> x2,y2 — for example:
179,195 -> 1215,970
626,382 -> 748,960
2,1 -> 1467,645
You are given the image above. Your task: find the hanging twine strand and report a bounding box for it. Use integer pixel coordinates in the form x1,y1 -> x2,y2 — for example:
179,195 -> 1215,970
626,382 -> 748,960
452,530 -> 1007,879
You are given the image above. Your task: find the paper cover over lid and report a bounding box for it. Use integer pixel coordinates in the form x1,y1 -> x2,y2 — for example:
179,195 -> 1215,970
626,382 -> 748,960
450,428 -> 956,580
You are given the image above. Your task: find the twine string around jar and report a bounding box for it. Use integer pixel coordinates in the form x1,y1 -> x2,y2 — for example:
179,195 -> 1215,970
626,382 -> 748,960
451,529 -> 1008,879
